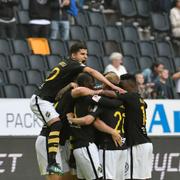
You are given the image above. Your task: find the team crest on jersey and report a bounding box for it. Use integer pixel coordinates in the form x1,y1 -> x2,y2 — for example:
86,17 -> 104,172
37,0 -> 48,5
59,61 -> 67,67
45,111 -> 51,118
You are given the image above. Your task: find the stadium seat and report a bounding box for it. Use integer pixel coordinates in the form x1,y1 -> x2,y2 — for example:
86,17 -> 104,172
86,41 -> 104,56
122,25 -> 140,42
20,0 -> 29,10
138,56 -> 154,71
6,69 -> 26,85
46,55 -> 61,70
0,86 -> 4,97
103,41 -> 121,56
0,39 -> 12,55
138,41 -> 156,58
87,26 -> 105,41
104,25 -> 123,42
9,54 -> 28,70
11,39 -> 30,55
123,56 -> 139,73
135,0 -> 150,19
121,41 -> 139,57
0,54 -> 10,70
0,70 -> 7,85
75,11 -> 89,27
17,10 -> 29,24
156,57 -> 174,73
25,70 -> 43,86
104,12 -> 120,26
27,38 -> 50,55
118,0 -> 137,19
173,57 -> 180,70
87,11 -> 106,27
70,25 -> 87,41
3,84 -> 23,98
102,56 -> 110,69
16,10 -> 30,38
66,40 -> 81,51
28,55 -> 48,71
155,41 -> 174,58
23,84 -> 38,98
86,55 -> 104,73
150,12 -> 170,33
49,40 -> 68,57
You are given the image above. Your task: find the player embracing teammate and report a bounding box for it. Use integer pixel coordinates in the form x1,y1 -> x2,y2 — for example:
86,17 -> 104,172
30,42 -> 153,180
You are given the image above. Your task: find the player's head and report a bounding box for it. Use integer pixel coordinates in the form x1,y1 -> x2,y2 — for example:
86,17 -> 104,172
70,43 -> 88,63
76,72 -> 95,89
119,74 -> 138,92
103,72 -> 120,90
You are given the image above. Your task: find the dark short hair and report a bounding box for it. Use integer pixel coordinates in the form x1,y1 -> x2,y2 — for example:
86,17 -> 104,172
70,42 -> 87,55
76,72 -> 95,88
120,74 -> 136,82
151,62 -> 164,71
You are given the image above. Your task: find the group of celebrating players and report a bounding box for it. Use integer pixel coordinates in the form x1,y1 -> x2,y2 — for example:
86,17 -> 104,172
30,43 -> 153,180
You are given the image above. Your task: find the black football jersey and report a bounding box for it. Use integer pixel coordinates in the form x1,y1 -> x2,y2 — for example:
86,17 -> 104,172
35,58 -> 85,102
90,98 -> 127,150
116,93 -> 151,146
70,96 -> 97,149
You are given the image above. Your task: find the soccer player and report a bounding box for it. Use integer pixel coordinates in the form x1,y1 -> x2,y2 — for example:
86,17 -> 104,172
96,74 -> 153,180
68,72 -> 128,180
30,42 -> 124,176
35,81 -> 102,180
66,72 -> 122,180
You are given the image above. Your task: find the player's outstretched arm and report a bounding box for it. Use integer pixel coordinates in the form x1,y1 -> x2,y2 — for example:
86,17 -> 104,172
93,118 -> 122,147
91,95 -> 122,108
67,115 -> 95,125
83,67 -> 126,93
71,87 -> 102,98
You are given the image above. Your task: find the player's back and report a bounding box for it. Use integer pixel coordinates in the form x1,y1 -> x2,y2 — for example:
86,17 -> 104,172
117,92 -> 151,146
35,58 -> 85,102
96,99 -> 127,150
70,96 -> 96,149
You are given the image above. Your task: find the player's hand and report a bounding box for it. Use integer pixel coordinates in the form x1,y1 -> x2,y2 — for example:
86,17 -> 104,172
70,82 -> 78,89
112,85 -> 126,94
66,113 -> 75,124
111,130 -> 122,147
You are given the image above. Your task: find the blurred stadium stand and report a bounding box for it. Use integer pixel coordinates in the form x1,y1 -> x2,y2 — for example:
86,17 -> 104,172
0,0 -> 179,98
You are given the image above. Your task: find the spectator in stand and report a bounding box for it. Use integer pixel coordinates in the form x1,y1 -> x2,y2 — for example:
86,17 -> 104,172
29,0 -> 51,38
0,0 -> 19,38
67,0 -> 79,24
142,62 -> 164,84
51,0 -> 70,40
170,0 -> 180,38
104,52 -> 127,78
172,66 -> 180,98
154,69 -> 174,99
135,72 -> 154,99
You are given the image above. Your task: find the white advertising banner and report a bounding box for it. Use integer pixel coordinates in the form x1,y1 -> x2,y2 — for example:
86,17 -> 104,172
0,99 -> 43,136
146,100 -> 180,136
0,99 -> 180,136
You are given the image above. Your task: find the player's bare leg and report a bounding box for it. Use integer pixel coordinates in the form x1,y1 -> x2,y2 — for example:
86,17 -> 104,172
47,117 -> 63,175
